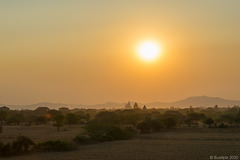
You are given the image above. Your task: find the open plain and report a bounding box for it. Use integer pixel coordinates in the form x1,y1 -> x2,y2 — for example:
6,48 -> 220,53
1,125 -> 240,160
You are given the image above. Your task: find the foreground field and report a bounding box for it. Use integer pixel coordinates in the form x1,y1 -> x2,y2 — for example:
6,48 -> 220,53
1,126 -> 240,160
0,125 -> 84,143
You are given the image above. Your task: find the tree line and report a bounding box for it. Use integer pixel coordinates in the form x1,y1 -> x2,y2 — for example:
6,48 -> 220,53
0,104 -> 240,133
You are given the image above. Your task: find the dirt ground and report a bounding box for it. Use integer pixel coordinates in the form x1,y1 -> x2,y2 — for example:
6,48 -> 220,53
0,124 -> 84,143
1,126 -> 240,160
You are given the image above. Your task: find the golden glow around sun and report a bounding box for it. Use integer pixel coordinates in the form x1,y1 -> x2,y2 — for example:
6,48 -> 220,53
137,40 -> 162,61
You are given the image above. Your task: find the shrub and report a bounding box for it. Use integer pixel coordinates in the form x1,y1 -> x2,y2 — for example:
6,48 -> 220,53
73,134 -> 95,145
84,123 -> 135,142
37,140 -> 77,152
0,136 -> 35,157
137,121 -> 151,133
204,118 -> 215,127
162,117 -> 177,128
94,111 -> 120,125
137,119 -> 163,133
0,143 -> 12,157
11,136 -> 35,155
218,123 -> 228,128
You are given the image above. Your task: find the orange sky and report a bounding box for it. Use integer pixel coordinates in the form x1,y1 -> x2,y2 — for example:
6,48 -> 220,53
0,1 -> 240,105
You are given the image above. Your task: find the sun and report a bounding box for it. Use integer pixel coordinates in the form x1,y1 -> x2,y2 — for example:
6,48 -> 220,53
137,40 -> 162,61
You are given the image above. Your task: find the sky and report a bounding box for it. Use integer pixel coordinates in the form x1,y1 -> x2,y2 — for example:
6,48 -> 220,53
1,0 -> 240,105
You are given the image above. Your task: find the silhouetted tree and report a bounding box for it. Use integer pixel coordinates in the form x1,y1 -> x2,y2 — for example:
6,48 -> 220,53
0,106 -> 9,111
59,107 -> 70,113
86,114 -> 90,122
34,107 -> 50,116
220,114 -> 235,126
0,108 -> 9,131
118,110 -> 142,126
163,117 -> 177,128
94,111 -> 120,125
12,136 -> 35,154
35,116 -> 47,125
204,118 -> 214,127
185,112 -> 206,126
48,109 -> 61,121
163,110 -> 185,125
66,113 -> 78,127
7,114 -> 24,125
0,111 -> 7,125
137,121 -> 151,133
25,115 -> 37,127
54,115 -> 65,132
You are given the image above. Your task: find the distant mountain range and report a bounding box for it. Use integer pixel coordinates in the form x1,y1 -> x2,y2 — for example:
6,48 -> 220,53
147,96 -> 240,108
1,96 -> 240,110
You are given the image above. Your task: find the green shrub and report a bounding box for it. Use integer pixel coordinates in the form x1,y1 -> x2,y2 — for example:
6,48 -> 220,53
37,140 -> 77,151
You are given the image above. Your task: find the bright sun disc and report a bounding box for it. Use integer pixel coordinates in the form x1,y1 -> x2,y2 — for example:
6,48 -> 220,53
137,41 -> 161,61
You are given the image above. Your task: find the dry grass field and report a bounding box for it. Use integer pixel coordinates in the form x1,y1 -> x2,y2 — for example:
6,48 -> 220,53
0,125 -> 84,143
1,126 -> 240,160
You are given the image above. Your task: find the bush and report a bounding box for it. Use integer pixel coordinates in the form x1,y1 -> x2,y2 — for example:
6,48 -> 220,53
37,140 -> 77,152
12,136 -> 35,155
84,123 -> 135,142
137,121 -> 151,133
0,136 -> 35,157
0,143 -> 12,157
162,117 -> 177,128
73,134 -> 95,145
218,123 -> 228,128
137,119 -> 163,133
204,118 -> 215,127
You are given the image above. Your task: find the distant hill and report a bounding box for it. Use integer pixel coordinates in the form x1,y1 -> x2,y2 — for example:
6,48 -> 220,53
0,102 -> 126,110
1,96 -> 240,110
147,96 -> 240,108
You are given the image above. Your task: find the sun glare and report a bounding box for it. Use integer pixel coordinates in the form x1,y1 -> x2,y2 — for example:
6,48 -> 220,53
137,41 -> 162,61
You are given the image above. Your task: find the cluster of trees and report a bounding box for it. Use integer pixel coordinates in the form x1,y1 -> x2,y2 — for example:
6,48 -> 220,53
1,104 -> 240,158
0,106 -> 90,132
88,105 -> 240,133
0,136 -> 35,157
0,136 -> 78,157
0,104 -> 240,134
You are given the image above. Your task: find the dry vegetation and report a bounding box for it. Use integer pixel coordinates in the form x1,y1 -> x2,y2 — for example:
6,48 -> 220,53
2,127 -> 240,160
1,106 -> 240,159
0,125 -> 84,143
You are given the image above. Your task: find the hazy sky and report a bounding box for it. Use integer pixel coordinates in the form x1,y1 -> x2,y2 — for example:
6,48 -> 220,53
1,0 -> 240,105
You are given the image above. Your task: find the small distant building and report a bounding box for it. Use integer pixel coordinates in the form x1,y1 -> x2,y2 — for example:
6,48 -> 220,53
143,105 -> 147,110
133,102 -> 139,109
124,101 -> 132,109
214,105 -> 219,111
169,106 -> 175,110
